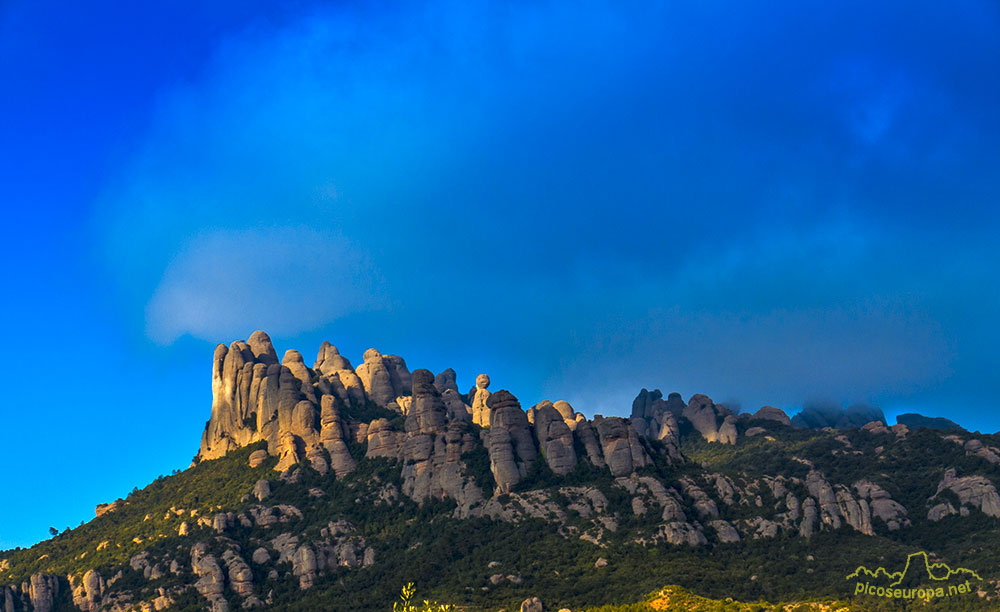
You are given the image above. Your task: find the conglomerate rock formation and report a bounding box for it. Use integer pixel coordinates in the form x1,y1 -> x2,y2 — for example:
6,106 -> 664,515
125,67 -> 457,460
199,332 -> 700,506
10,331 -> 996,612
192,331 -> 916,543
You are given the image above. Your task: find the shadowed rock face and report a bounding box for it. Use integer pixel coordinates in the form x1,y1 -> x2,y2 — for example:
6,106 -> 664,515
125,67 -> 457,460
434,368 -> 459,394
441,389 -> 471,421
406,370 -> 448,435
592,416 -> 650,477
631,388 -> 663,421
753,406 -> 791,425
28,573 -> 58,612
801,470 -> 875,536
319,395 -> 355,477
670,393 -> 738,445
314,342 -> 366,410
533,404 -> 577,475
791,403 -> 886,430
400,420 -> 485,510
628,389 -> 685,458
487,390 -> 537,493
574,419 -> 606,468
896,413 -> 964,431
683,394 -> 723,443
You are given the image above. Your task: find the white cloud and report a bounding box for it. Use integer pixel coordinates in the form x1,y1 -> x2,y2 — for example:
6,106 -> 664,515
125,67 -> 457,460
145,227 -> 381,344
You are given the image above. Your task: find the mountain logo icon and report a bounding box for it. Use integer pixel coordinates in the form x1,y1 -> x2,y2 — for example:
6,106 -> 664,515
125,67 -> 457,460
846,551 -> 982,602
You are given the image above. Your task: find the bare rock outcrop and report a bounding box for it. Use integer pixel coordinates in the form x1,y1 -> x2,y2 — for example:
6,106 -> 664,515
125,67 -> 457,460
717,415 -> 738,445
799,497 -> 819,538
471,374 -> 492,427
199,331 -> 360,466
406,370 -> 448,434
221,550 -> 254,598
71,569 -> 104,612
319,395 -> 356,476
521,597 -> 543,612
592,416 -> 650,477
573,420 -> 606,469
314,342 -> 367,409
679,478 -> 719,519
964,439 -> 1000,465
294,545 -> 318,590
248,450 -> 269,468
928,501 -> 958,521
709,520 -> 741,543
274,432 -> 302,472
283,350 -> 318,405
25,573 -> 59,612
247,330 -> 278,364
744,517 -> 781,539
682,394 -> 730,443
434,368 -> 459,394
201,341 -> 256,459
350,348 -> 409,408
251,548 -> 271,564
631,388 -> 663,423
629,389 -> 684,456
441,389 -> 471,421
853,481 -> 910,530
365,419 -> 405,458
753,406 -> 791,425
653,522 -> 707,546
552,400 -> 578,428
929,468 -> 1000,519
487,391 -> 537,493
533,403 -> 578,475
191,545 -> 228,612
400,420 -> 485,511
313,341 -> 350,374
95,501 -> 122,518
804,471 -> 873,535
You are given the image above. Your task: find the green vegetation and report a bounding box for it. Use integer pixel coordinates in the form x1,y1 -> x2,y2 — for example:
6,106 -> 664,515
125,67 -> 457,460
393,583 -> 454,612
3,425 -> 1000,611
346,400 -> 403,425
460,446 -> 496,498
0,442 -> 275,585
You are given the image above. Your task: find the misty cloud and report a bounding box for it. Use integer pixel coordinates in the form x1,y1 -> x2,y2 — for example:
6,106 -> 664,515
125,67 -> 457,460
92,0 -> 999,423
146,227 -> 381,344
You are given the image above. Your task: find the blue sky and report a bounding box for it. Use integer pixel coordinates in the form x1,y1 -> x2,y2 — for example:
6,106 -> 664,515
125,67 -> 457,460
1,0 -> 998,549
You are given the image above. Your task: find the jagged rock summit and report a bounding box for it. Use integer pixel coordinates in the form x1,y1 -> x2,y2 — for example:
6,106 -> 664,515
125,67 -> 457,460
7,330 -> 998,612
896,412 -> 965,431
198,332 -> 743,507
790,403 -> 887,430
192,332 -> 919,544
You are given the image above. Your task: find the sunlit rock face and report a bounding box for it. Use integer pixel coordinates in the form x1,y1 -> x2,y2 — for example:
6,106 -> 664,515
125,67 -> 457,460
199,333 -> 411,469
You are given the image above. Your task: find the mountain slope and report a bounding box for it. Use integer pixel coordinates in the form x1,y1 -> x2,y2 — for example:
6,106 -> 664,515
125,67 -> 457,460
4,332 -> 1000,611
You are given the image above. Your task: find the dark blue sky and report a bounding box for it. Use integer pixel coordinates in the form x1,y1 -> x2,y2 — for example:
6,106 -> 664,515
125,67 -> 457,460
1,0 -> 997,549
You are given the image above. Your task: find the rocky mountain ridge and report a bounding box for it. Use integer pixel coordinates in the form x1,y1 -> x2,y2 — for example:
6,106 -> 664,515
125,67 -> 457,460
3,331 -> 998,612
